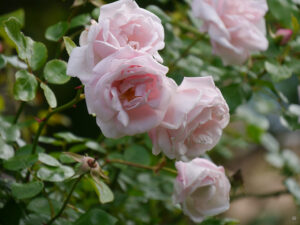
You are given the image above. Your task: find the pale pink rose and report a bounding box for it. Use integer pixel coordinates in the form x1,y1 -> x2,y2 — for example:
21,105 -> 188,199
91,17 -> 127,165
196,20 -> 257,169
276,28 -> 293,45
191,0 -> 268,65
149,76 -> 229,160
84,47 -> 176,138
67,0 -> 164,82
174,158 -> 231,223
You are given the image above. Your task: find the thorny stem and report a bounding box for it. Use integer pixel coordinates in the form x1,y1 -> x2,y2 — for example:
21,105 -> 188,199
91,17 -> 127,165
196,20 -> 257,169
47,174 -> 84,225
105,158 -> 177,175
231,190 -> 289,201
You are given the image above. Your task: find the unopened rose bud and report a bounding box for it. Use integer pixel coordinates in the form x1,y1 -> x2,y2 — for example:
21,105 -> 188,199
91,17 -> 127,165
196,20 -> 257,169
276,28 -> 293,45
80,156 -> 99,172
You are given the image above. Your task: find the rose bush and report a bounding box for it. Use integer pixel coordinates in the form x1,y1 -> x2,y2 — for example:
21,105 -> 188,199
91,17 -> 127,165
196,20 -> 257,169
149,76 -> 229,160
191,0 -> 268,65
174,158 -> 231,223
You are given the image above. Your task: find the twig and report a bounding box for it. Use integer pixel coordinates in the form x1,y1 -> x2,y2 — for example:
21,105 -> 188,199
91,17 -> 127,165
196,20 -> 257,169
105,158 -> 177,175
231,190 -> 289,201
47,174 -> 84,225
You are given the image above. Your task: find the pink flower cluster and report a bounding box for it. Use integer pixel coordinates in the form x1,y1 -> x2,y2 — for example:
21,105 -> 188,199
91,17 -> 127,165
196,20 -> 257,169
67,0 -> 232,222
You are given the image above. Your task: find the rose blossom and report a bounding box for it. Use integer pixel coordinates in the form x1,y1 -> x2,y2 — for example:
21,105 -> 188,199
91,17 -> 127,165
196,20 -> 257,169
174,158 -> 231,223
84,47 -> 176,138
67,0 -> 165,83
191,0 -> 268,65
149,76 -> 229,160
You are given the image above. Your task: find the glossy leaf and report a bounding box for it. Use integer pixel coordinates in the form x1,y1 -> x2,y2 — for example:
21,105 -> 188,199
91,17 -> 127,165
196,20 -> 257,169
43,59 -> 70,84
90,176 -> 114,204
4,154 -> 38,171
40,83 -> 57,108
4,18 -> 27,59
13,70 -> 38,101
26,37 -> 47,71
0,137 -> 14,160
11,181 -> 44,199
45,21 -> 69,42
38,153 -> 61,167
265,61 -> 292,82
74,208 -> 117,225
63,36 -> 76,56
37,165 -> 74,182
69,13 -> 91,29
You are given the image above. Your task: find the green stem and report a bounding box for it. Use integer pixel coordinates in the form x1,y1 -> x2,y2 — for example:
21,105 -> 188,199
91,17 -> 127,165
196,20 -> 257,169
231,190 -> 289,201
106,159 -> 177,174
31,88 -> 83,155
47,174 -> 84,225
13,102 -> 25,124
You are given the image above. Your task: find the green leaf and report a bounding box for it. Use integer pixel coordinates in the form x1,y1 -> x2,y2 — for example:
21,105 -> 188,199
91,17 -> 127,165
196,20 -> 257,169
26,37 -> 48,71
85,140 -> 106,153
0,9 -> 24,28
13,70 -> 38,101
4,154 -> 38,171
124,145 -> 151,165
70,13 -> 91,29
63,36 -> 76,56
37,165 -> 74,182
45,21 -> 69,42
91,8 -> 100,20
54,132 -> 85,143
0,137 -> 14,160
40,83 -> 57,108
38,153 -> 61,167
0,121 -> 20,142
74,208 -> 117,225
265,61 -> 292,82
43,59 -> 70,84
284,178 -> 300,206
4,18 -> 27,60
89,177 -> 114,204
3,55 -> 27,69
11,181 -> 44,199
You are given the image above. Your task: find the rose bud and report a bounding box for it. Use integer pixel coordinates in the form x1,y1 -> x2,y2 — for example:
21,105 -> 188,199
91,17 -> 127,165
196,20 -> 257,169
275,28 -> 293,45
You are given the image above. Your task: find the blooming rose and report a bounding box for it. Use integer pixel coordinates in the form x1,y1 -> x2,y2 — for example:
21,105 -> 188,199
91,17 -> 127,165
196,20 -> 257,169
84,47 -> 176,138
149,76 -> 229,160
276,28 -> 293,45
67,0 -> 164,82
191,0 -> 268,65
174,158 -> 231,223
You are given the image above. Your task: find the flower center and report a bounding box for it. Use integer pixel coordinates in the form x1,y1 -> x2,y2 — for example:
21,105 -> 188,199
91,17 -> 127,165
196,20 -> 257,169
119,87 -> 136,102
